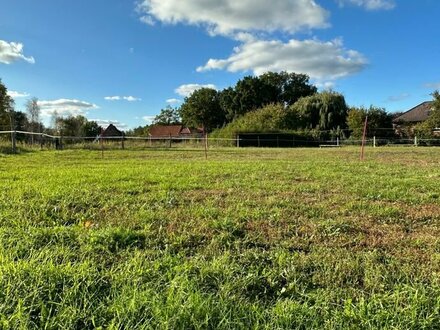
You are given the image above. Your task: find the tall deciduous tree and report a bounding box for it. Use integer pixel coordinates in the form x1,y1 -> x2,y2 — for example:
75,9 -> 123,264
347,106 -> 394,139
218,71 -> 317,122
180,88 -> 225,132
0,79 -> 15,131
291,91 -> 348,132
26,97 -> 41,143
153,106 -> 180,125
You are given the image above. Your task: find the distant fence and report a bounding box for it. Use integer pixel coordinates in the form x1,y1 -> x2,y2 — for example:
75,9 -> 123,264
1,130 -> 440,154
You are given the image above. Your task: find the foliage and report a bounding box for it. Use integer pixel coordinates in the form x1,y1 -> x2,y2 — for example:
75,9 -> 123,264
0,79 -> 15,131
218,72 -> 317,122
82,120 -> 101,137
56,115 -> 101,137
211,103 -> 287,140
347,106 -> 394,139
126,125 -> 150,137
291,91 -> 348,133
1,148 -> 440,328
153,106 -> 180,125
180,88 -> 225,132
25,97 -> 41,126
414,91 -> 440,138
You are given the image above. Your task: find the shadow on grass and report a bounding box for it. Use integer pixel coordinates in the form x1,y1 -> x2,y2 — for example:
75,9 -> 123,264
0,145 -> 37,155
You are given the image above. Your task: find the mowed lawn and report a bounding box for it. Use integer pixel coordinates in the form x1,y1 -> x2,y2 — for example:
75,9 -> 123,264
1,147 -> 440,329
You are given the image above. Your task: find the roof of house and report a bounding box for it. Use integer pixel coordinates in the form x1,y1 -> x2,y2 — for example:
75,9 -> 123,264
393,101 -> 433,123
180,127 -> 204,135
149,125 -> 183,137
101,124 -> 124,137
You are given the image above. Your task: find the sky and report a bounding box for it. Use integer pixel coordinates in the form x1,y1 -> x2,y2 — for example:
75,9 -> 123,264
1,0 -> 439,130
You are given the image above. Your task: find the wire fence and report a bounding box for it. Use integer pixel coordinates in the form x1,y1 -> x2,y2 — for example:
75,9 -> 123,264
1,130 -> 440,154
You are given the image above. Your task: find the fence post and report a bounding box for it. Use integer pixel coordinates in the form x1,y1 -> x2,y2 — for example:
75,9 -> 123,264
121,135 -> 125,150
204,132 -> 208,160
236,135 -> 240,148
11,130 -> 16,153
373,136 -> 376,148
337,137 -> 340,147
414,136 -> 418,147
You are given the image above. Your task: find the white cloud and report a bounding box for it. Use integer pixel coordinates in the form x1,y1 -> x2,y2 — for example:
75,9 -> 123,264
104,96 -> 142,101
7,90 -> 30,98
197,38 -> 367,80
386,93 -> 410,102
142,115 -> 156,124
175,84 -> 217,97
0,40 -> 35,64
337,0 -> 395,10
38,99 -> 99,117
315,81 -> 335,90
166,98 -> 182,104
137,0 -> 329,36
89,119 -> 128,130
140,15 -> 155,26
425,82 -> 440,90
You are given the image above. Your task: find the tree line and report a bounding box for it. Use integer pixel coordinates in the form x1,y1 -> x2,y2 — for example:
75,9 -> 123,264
141,71 -> 440,141
134,72 -> 402,139
0,79 -> 102,142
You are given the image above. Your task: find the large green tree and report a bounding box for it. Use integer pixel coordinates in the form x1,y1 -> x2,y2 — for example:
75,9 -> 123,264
347,106 -> 394,139
56,115 -> 100,137
153,106 -> 180,125
0,79 -> 15,131
222,72 -> 317,122
291,91 -> 348,132
180,88 -> 225,132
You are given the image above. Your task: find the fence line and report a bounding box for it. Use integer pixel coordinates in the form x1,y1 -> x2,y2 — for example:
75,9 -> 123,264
1,130 -> 440,154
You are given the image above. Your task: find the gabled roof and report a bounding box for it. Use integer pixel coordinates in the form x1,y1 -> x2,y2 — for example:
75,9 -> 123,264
393,101 -> 433,123
101,124 -> 124,137
149,125 -> 183,137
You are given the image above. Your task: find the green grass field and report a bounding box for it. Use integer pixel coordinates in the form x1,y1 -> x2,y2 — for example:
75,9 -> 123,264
1,147 -> 440,329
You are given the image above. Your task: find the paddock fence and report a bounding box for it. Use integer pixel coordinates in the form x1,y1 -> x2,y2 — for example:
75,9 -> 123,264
1,130 -> 440,154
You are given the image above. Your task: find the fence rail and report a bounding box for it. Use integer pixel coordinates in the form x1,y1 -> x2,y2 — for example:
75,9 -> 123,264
1,130 -> 440,154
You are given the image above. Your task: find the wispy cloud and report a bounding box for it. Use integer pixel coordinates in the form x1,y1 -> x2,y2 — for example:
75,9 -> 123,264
7,90 -> 30,98
175,84 -> 217,97
104,96 -> 142,102
425,82 -> 440,90
142,115 -> 156,124
166,98 -> 182,104
337,0 -> 396,10
0,40 -> 35,64
386,93 -> 411,102
89,119 -> 128,130
38,99 -> 99,117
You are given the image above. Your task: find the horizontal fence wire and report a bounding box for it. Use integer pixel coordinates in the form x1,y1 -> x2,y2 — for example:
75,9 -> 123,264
1,130 -> 440,153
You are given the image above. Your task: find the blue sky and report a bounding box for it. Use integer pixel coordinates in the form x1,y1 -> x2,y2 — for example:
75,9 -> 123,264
1,0 -> 439,130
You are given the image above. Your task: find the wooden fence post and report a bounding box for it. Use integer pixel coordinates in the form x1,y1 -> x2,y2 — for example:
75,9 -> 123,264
11,130 -> 16,153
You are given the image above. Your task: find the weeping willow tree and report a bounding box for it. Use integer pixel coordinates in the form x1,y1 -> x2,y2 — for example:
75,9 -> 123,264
290,91 -> 348,137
